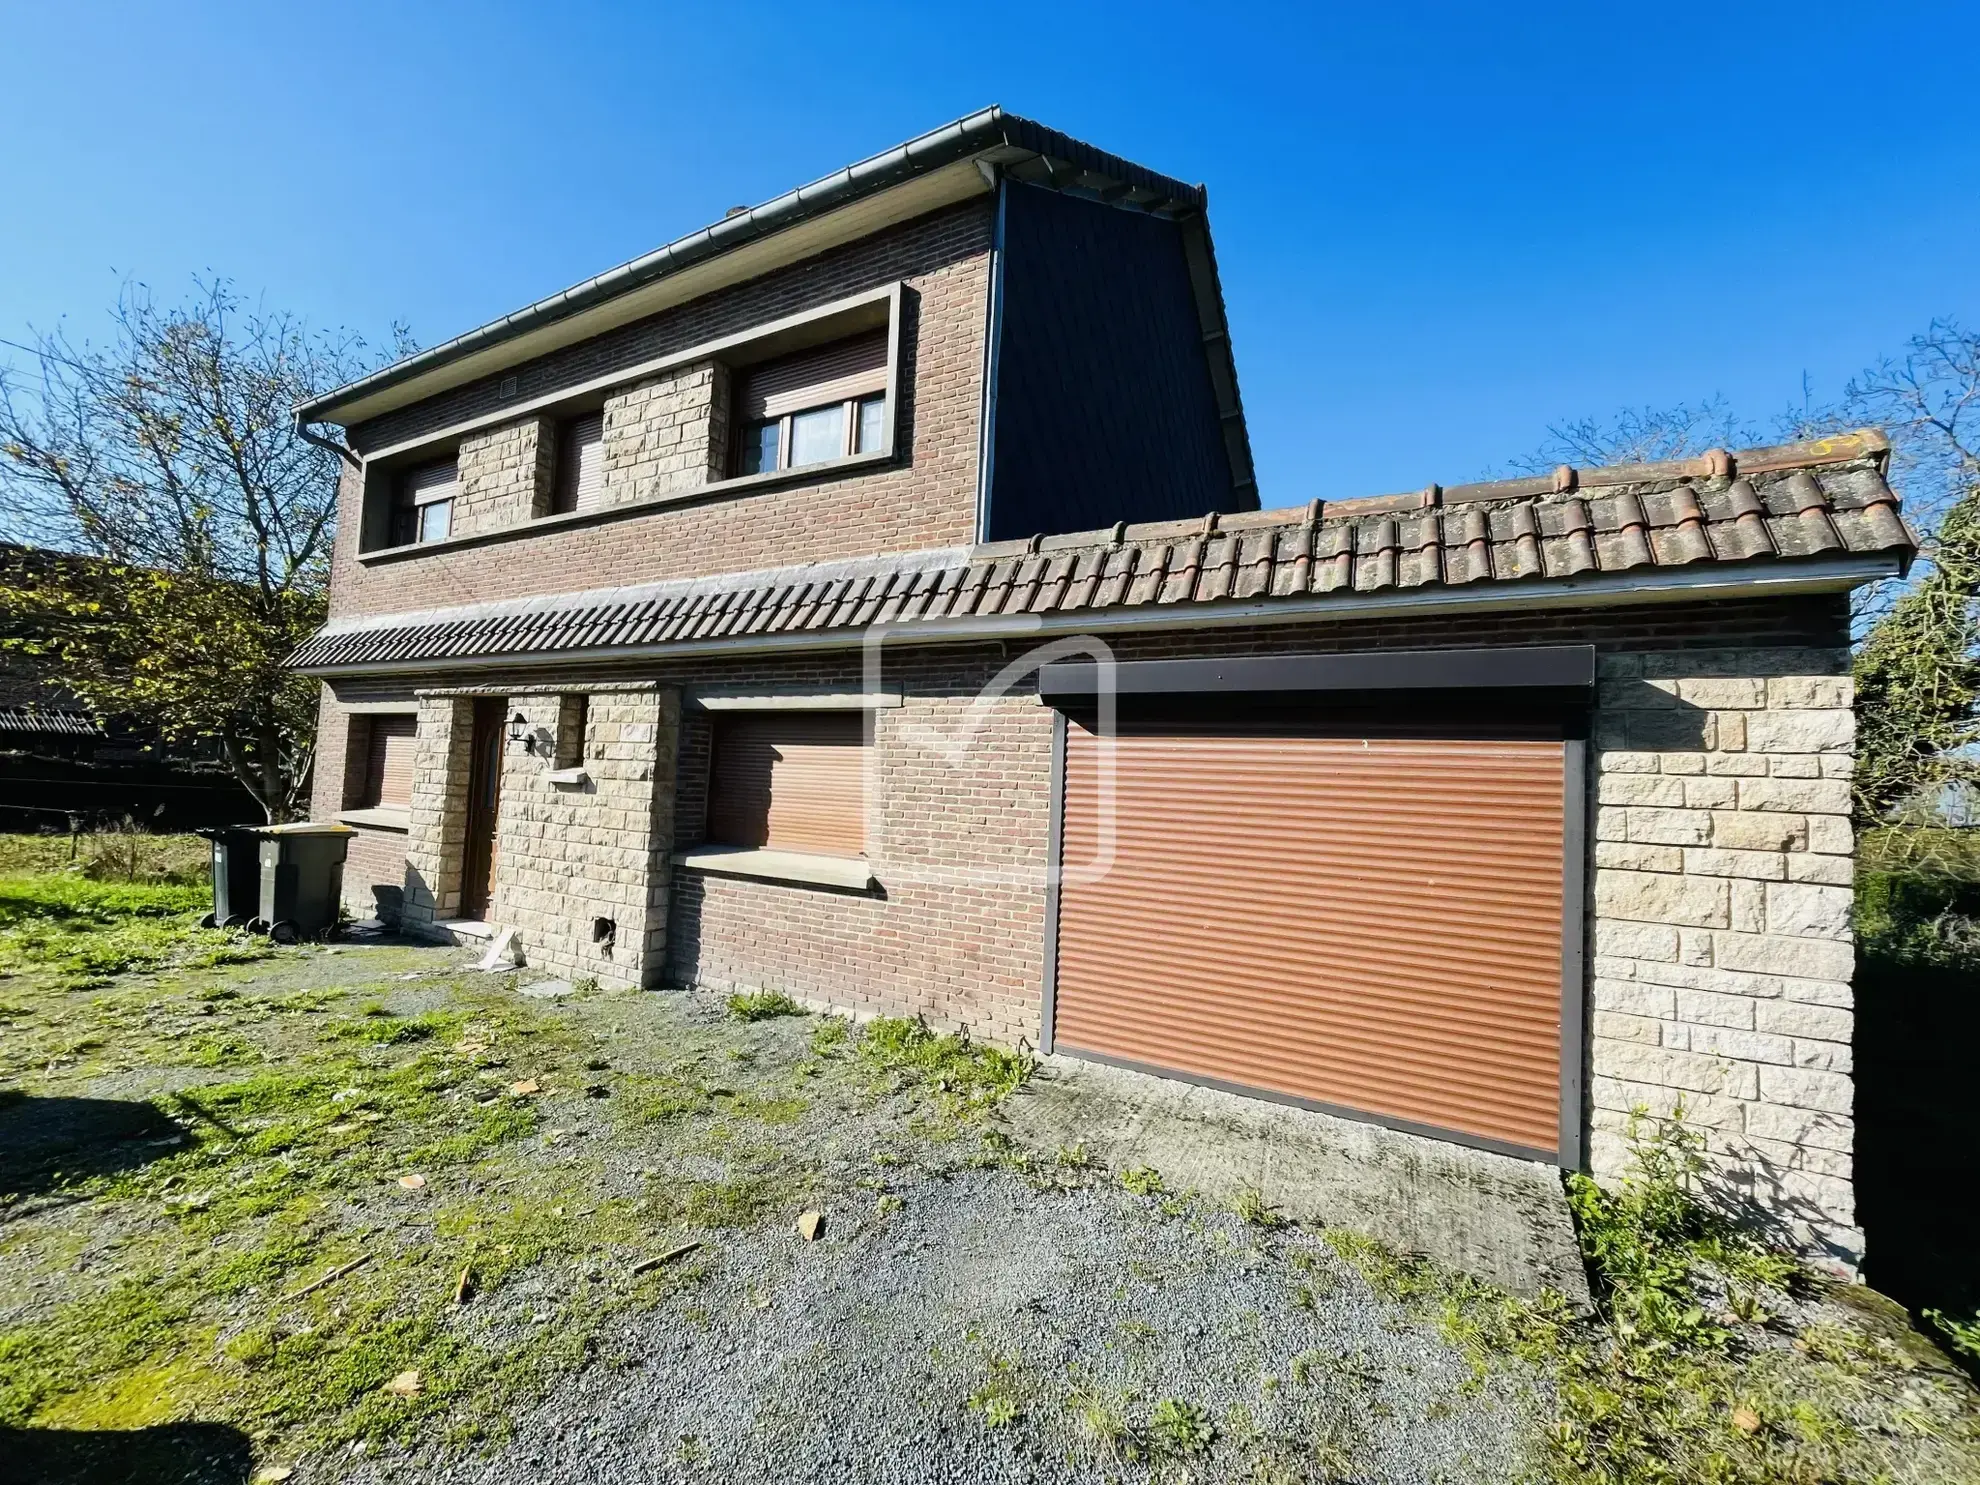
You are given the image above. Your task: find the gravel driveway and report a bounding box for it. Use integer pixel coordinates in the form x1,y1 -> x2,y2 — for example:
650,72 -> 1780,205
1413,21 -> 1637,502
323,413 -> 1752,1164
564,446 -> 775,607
353,1162 -> 1545,1484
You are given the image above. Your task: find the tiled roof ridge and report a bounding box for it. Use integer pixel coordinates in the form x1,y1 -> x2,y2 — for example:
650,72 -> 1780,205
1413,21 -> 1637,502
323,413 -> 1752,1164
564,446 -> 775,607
999,428 -> 1894,557
291,429 -> 1913,673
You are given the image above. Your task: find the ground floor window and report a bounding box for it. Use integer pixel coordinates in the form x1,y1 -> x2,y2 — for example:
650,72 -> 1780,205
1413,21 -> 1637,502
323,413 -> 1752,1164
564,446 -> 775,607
354,714 -> 417,808
705,712 -> 865,858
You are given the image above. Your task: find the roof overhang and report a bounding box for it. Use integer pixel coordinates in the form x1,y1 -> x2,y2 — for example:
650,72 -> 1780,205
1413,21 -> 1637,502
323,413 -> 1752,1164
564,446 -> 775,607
296,553 -> 1899,682
296,107 -> 1213,432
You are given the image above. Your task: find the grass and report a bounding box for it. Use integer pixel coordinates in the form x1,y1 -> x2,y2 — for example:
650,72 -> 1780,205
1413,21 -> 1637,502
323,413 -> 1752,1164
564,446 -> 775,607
0,865 -> 273,991
725,989 -> 804,1021
0,842 -> 1040,1475
1319,1106 -> 1980,1484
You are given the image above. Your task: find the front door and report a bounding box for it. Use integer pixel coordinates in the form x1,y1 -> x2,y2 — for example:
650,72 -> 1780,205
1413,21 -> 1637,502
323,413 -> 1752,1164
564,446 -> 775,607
460,698 -> 506,919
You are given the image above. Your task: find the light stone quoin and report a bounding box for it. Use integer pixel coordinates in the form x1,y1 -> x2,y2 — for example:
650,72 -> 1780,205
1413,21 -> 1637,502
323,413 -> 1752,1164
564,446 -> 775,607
1589,649 -> 1859,1271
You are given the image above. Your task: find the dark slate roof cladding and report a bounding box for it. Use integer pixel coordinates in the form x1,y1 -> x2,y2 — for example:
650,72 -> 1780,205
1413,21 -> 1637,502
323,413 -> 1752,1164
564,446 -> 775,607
291,433 -> 1916,673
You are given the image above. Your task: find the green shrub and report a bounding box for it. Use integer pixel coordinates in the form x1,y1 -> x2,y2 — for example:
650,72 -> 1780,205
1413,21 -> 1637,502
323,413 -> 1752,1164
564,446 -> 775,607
725,990 -> 804,1021
858,1015 -> 1031,1116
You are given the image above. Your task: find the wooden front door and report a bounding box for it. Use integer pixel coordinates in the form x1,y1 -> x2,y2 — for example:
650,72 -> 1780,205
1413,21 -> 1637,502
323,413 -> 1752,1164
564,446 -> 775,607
460,698 -> 507,919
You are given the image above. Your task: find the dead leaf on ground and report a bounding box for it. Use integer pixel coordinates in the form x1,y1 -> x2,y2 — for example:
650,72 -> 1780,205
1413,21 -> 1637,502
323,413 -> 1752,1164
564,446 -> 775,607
509,1079 -> 541,1097
397,1174 -> 427,1190
252,1468 -> 295,1484
1731,1405 -> 1762,1435
455,1265 -> 476,1305
796,1209 -> 824,1241
383,1369 -> 422,1397
456,1039 -> 488,1055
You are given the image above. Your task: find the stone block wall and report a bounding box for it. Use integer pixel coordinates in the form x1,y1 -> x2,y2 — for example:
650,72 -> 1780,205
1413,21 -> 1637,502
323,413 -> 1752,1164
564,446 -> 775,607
454,417 -> 554,537
602,362 -> 728,507
400,696 -> 475,928
1589,648 -> 1859,1270
489,686 -> 680,988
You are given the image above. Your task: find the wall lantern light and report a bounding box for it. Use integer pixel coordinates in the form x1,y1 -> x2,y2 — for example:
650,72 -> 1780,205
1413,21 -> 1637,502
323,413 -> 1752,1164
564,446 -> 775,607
508,711 -> 534,753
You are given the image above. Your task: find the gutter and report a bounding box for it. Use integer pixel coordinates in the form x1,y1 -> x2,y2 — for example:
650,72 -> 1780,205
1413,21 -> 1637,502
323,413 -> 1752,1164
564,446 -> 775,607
295,553 -> 1898,680
293,107 -> 1205,429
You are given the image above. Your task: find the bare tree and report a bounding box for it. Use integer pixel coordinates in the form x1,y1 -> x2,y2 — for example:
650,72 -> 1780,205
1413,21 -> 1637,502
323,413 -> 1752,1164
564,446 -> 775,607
1508,395 -> 1761,472
0,278 -> 404,820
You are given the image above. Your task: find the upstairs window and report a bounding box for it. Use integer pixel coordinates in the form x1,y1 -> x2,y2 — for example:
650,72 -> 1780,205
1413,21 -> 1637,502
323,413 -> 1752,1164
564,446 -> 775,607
551,411 -> 606,515
734,331 -> 888,477
391,458 -> 458,545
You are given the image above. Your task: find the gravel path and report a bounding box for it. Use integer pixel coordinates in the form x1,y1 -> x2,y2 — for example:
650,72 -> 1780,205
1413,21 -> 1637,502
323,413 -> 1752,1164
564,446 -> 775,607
350,1162 -> 1548,1483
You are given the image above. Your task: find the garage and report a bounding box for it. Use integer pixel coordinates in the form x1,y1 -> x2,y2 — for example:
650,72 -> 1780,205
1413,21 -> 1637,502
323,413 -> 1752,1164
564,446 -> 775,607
1039,647 -> 1592,1165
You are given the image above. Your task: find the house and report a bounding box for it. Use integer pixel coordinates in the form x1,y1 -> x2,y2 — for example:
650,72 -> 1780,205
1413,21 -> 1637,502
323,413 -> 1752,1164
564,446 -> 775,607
291,108 -> 1915,1273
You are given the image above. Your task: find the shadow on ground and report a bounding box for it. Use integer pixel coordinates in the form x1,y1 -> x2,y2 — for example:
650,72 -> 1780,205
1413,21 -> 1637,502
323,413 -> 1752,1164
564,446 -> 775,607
0,1423 -> 252,1484
1856,954 -> 1980,1368
0,1091 -> 185,1199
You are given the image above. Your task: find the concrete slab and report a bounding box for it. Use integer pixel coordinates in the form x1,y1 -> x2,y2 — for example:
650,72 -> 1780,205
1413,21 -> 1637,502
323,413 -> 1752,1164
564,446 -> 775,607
997,1055 -> 1591,1305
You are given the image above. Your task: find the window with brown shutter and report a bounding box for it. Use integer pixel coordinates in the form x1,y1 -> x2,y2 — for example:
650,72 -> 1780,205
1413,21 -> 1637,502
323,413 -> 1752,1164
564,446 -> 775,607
362,715 -> 418,808
551,411 -> 606,515
391,458 -> 459,545
706,713 -> 865,858
733,331 -> 889,477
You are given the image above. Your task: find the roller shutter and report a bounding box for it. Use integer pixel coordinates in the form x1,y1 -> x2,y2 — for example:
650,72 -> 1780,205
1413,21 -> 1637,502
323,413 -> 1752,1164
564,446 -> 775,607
706,713 -> 865,858
1052,721 -> 1567,1158
554,412 -> 606,514
365,715 -> 418,808
736,332 -> 888,420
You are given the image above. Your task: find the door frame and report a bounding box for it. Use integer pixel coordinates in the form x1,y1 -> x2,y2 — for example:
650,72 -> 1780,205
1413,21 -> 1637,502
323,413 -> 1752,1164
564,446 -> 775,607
1036,647 -> 1592,1170
461,697 -> 507,920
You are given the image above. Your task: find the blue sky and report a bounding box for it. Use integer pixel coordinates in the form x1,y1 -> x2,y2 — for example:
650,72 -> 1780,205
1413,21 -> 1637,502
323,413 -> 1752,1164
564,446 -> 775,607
3,1 -> 1976,506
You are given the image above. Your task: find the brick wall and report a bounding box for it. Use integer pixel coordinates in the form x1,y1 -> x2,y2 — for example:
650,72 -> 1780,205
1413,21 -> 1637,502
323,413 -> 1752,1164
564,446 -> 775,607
310,687 -> 410,921
489,687 -> 679,988
324,203 -> 992,622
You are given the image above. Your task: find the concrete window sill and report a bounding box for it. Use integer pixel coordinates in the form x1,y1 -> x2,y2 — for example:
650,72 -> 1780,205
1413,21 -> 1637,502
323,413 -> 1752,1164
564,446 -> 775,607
546,767 -> 590,787
338,806 -> 411,832
670,845 -> 875,892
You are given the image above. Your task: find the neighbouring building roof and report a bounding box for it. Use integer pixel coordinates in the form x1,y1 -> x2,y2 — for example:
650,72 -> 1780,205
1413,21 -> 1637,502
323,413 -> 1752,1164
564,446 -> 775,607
0,707 -> 103,738
289,432 -> 1916,676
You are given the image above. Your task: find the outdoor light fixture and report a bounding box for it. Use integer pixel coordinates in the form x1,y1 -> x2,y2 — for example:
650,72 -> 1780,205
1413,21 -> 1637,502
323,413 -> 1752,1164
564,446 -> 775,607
507,711 -> 534,753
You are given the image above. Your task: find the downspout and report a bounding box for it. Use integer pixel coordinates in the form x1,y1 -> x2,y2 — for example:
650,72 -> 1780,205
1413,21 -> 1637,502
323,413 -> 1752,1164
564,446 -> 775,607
974,170 -> 1009,542
295,416 -> 362,471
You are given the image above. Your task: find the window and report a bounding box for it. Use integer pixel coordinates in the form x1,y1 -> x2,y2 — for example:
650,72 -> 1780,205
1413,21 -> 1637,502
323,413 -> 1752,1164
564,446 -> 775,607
706,713 -> 865,858
358,715 -> 417,808
556,694 -> 589,768
734,331 -> 888,477
391,458 -> 459,546
551,412 -> 606,515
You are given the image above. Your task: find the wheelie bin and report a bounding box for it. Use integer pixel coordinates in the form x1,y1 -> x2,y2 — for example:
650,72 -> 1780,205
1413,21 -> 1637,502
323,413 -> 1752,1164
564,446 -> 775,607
248,823 -> 357,943
194,826 -> 263,929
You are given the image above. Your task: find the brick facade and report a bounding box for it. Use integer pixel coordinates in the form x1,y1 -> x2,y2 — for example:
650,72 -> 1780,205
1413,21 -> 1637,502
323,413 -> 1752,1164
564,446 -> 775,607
325,203 -> 992,623
318,593 -> 1862,1266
